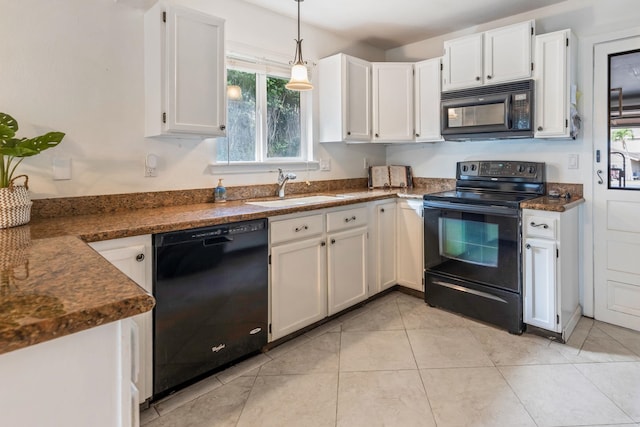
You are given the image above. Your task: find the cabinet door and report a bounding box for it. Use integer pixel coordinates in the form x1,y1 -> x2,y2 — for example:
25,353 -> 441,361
535,30 -> 570,138
328,227 -> 368,315
414,58 -> 442,142
442,33 -> 483,91
376,201 -> 397,291
89,237 -> 152,404
372,63 -> 414,142
145,3 -> 226,137
271,237 -> 327,340
523,237 -> 558,331
484,21 -> 533,84
397,200 -> 424,291
345,55 -> 372,141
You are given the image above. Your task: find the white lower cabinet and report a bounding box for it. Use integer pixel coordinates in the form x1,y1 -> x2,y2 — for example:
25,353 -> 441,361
523,207 -> 581,341
270,214 -> 327,341
89,235 -> 153,405
374,200 -> 398,292
397,199 -> 424,291
269,205 -> 369,340
328,226 -> 368,315
0,319 -> 135,427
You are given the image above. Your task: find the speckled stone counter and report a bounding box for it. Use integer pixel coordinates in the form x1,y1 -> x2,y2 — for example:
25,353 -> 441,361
520,195 -> 585,212
0,232 -> 155,355
28,189 -> 426,242
5,187 -> 433,354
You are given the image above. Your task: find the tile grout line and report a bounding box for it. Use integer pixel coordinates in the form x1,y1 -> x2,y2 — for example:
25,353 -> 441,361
494,365 -> 541,427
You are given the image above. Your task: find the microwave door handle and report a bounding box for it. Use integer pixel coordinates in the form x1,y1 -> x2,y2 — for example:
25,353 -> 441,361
506,95 -> 513,129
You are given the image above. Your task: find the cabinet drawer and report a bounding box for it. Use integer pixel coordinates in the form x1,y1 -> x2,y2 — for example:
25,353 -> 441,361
524,215 -> 557,239
327,206 -> 368,233
270,214 -> 324,245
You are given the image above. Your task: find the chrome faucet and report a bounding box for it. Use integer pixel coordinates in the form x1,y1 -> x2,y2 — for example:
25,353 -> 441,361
277,168 -> 297,198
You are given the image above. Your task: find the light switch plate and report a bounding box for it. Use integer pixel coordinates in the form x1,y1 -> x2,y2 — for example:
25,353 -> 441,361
568,153 -> 579,169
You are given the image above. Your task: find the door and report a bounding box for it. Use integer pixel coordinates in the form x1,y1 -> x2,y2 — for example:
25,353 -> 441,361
594,37 -> 640,331
415,58 -> 442,142
165,4 -> 226,136
345,55 -> 371,141
442,33 -> 483,91
376,201 -> 397,291
271,237 -> 327,340
523,237 -> 557,331
372,63 -> 414,142
327,227 -> 368,315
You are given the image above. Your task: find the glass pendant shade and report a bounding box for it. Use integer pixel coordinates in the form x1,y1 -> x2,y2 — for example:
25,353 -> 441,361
285,0 -> 313,91
227,85 -> 242,100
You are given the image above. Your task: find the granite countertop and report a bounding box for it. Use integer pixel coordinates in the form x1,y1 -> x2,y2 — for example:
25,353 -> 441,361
0,185 -> 581,355
1,188 -> 417,355
520,195 -> 585,212
0,233 -> 155,355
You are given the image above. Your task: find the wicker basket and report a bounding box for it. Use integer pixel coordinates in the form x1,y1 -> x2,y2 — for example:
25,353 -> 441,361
0,175 -> 33,229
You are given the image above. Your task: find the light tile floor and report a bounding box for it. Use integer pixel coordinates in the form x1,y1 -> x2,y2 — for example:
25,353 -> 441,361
142,291 -> 640,427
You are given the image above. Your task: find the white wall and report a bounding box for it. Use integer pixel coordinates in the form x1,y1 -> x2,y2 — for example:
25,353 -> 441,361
0,0 -> 386,198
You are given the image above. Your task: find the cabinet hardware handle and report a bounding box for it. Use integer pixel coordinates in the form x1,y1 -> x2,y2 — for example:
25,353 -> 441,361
294,225 -> 309,232
321,241 -> 326,247
344,216 -> 357,223
475,76 -> 480,81
136,253 -> 145,262
347,131 -> 351,136
331,238 -> 336,244
415,133 -> 420,137
381,208 -> 385,213
219,124 -> 226,131
530,221 -> 549,229
375,133 -> 379,138
486,75 -> 492,79
537,126 -> 543,131
526,244 -> 531,249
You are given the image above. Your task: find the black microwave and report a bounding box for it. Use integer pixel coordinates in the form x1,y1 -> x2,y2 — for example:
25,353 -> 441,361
441,80 -> 534,140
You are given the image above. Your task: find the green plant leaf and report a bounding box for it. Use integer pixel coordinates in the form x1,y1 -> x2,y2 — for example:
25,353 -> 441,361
0,113 -> 19,133
0,124 -> 16,140
15,132 -> 65,157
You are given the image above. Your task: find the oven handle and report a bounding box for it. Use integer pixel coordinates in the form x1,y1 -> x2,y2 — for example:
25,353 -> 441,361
433,280 -> 508,304
423,200 -> 518,217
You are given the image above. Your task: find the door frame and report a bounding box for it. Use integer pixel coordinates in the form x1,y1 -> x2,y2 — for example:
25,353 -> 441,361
582,26 -> 640,318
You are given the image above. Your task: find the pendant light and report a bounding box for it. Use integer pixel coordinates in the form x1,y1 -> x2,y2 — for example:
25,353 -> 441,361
285,0 -> 313,91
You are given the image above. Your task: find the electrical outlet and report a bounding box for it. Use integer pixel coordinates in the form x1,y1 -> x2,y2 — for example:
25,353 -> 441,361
144,166 -> 157,177
145,153 -> 158,177
363,158 -> 369,170
320,158 -> 331,171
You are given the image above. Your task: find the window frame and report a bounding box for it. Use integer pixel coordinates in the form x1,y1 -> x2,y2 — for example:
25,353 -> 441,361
213,53 -> 314,169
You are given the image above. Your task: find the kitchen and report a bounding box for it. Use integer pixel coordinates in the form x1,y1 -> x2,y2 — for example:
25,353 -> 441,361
1,0 -> 640,426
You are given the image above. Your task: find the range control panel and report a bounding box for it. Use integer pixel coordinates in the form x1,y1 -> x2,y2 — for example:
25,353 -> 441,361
457,161 -> 544,180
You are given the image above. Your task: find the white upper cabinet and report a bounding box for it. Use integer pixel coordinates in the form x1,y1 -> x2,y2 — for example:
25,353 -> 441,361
372,62 -> 415,142
144,2 -> 226,138
442,33 -> 484,91
534,29 -> 577,139
414,58 -> 443,142
442,20 -> 534,91
484,21 -> 534,84
319,53 -> 371,142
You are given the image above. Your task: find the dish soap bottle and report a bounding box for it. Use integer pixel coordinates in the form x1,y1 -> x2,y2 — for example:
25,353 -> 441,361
214,178 -> 227,203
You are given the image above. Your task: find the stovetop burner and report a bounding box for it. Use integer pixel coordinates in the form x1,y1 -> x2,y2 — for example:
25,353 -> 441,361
424,161 -> 546,208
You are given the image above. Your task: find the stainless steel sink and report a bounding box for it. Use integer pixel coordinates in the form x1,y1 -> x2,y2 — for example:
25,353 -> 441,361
245,195 -> 343,208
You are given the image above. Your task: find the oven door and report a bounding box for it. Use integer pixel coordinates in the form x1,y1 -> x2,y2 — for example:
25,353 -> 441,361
423,200 -> 521,292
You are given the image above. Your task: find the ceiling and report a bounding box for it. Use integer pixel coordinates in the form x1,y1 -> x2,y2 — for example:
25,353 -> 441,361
241,0 -> 567,50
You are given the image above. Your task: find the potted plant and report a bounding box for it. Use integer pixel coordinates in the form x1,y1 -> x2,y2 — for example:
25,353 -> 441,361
0,112 -> 65,228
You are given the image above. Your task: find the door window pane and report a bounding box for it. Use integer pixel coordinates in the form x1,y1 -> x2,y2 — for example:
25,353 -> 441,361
608,49 -> 640,189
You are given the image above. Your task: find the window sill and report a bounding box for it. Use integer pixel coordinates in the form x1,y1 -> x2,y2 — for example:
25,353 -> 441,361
208,161 -> 320,174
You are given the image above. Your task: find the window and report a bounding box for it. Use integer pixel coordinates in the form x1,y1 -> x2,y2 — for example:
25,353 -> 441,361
216,57 -> 310,164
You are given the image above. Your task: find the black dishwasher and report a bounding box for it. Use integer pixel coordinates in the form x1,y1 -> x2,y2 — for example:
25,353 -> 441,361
152,219 -> 268,399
